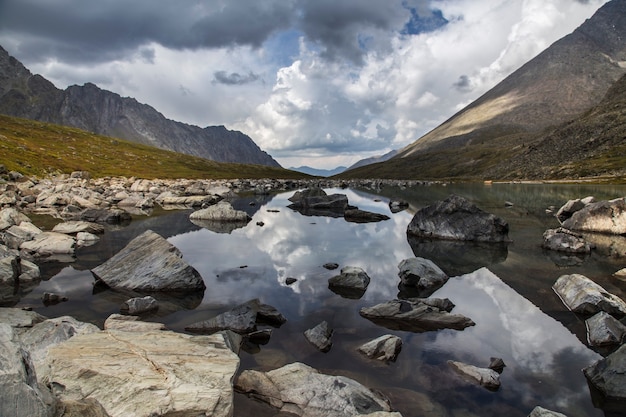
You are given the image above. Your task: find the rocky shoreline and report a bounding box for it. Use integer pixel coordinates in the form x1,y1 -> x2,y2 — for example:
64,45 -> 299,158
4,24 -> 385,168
1,170 -> 626,416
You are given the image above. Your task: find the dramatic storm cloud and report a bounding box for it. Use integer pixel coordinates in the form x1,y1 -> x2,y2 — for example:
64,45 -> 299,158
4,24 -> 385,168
0,0 -> 609,169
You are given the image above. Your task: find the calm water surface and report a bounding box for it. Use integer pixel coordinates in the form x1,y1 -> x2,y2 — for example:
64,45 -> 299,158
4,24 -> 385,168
14,183 -> 626,417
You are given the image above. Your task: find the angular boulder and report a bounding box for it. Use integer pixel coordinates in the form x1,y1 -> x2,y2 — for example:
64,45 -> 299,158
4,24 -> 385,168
91,230 -> 205,292
583,344 -> 626,414
528,406 -> 569,417
328,266 -> 371,299
406,194 -> 510,242
20,232 -> 76,256
555,197 -> 592,223
0,207 -> 30,231
52,221 -> 105,235
287,188 -> 349,217
190,201 -> 250,222
562,198 -> 626,234
552,274 -> 626,317
357,334 -> 402,362
448,360 -> 501,391
120,296 -> 159,315
585,311 -> 626,347
397,257 -> 448,291
542,228 -> 592,253
359,298 -> 474,332
235,362 -> 394,416
304,320 -> 333,352
42,329 -> 240,417
185,299 -> 260,335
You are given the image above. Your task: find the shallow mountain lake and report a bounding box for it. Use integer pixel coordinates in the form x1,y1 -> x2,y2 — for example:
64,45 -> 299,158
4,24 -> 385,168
14,182 -> 626,417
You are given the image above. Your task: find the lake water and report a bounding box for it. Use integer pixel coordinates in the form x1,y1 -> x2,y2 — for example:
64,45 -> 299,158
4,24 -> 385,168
13,182 -> 626,417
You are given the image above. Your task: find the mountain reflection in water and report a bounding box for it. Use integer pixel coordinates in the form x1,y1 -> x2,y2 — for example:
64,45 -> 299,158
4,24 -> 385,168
14,184 -> 626,417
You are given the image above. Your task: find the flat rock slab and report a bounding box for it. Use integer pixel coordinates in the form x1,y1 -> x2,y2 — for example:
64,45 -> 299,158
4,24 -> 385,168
20,232 -> 76,256
189,201 -> 251,222
52,221 -> 105,235
359,298 -> 474,333
235,362 -> 394,416
91,230 -> 205,292
406,194 -> 510,242
42,329 -> 240,417
344,209 -> 390,223
552,273 -> 626,317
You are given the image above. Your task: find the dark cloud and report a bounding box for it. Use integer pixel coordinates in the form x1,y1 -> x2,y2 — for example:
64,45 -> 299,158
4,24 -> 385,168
213,71 -> 260,86
0,0 -> 297,64
453,75 -> 472,92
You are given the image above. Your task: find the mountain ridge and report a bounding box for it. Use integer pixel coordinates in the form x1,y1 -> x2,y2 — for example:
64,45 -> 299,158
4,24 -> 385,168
0,46 -> 281,168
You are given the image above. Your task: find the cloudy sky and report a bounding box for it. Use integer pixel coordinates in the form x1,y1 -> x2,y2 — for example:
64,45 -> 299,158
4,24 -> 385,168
0,0 -> 609,169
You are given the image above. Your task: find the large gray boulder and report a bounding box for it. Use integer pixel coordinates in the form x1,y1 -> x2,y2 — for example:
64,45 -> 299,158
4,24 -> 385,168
185,299 -> 260,335
1,222 -> 42,249
190,201 -> 250,222
20,232 -> 76,256
0,323 -> 57,417
583,344 -> 626,414
562,197 -> 626,234
397,257 -> 448,292
91,230 -> 205,292
406,195 -> 510,242
41,329 -> 240,417
552,274 -> 626,317
542,228 -> 592,253
359,298 -> 475,333
555,197 -> 593,223
287,188 -> 350,216
0,207 -> 30,231
235,362 -> 396,416
585,311 -> 626,347
328,266 -> 371,299
52,220 -> 105,235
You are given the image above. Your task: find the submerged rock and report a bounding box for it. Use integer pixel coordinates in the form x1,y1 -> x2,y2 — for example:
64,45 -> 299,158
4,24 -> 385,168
406,194 -> 510,242
552,274 -> 626,317
448,360 -> 501,391
542,228 -> 592,253
91,230 -> 205,292
235,362 -> 395,416
304,320 -> 334,352
359,298 -> 474,333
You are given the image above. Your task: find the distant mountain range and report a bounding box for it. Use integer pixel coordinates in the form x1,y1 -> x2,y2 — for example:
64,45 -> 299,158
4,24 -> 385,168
345,150 -> 398,171
0,46 -> 280,167
338,0 -> 626,181
288,165 -> 347,177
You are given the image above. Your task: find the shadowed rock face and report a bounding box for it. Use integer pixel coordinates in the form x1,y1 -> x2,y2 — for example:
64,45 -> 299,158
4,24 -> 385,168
584,344 -> 626,415
407,195 -> 510,243
91,229 -> 205,293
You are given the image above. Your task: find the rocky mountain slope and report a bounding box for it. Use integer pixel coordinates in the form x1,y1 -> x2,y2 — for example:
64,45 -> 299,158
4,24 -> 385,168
0,46 -> 280,168
338,0 -> 626,181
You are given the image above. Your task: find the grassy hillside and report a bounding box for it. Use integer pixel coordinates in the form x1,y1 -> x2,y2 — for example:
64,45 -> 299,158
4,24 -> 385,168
0,114 -> 311,180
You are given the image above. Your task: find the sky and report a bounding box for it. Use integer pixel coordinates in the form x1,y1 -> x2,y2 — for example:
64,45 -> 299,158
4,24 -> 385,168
0,0 -> 610,169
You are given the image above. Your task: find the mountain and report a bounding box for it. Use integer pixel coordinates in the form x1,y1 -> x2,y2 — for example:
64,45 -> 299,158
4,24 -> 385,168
344,150 -> 398,171
0,46 -> 281,168
337,0 -> 626,181
289,165 -> 347,177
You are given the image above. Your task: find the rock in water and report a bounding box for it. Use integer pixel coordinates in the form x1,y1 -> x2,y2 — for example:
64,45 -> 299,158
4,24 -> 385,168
583,344 -> 626,415
448,360 -> 501,391
91,230 -> 205,292
406,194 -> 510,242
562,198 -> 626,234
397,257 -> 448,290
552,274 -> 626,317
357,334 -> 402,362
304,321 -> 333,352
235,362 -> 394,416
528,406 -> 569,417
328,266 -> 371,299
41,329 -> 240,417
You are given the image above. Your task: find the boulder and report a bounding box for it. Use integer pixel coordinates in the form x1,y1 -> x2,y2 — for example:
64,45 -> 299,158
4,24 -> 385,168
287,188 -> 350,216
583,344 -> 626,414
542,228 -> 592,253
448,360 -> 501,391
0,307 -> 47,329
0,323 -> 57,417
185,299 -> 258,335
0,207 -> 30,230
389,199 -> 409,213
357,334 -> 402,362
52,221 -> 104,235
79,208 -> 131,224
344,209 -> 390,223
120,296 -> 159,315
304,321 -> 333,352
20,232 -> 76,256
585,311 -> 626,347
190,201 -> 251,222
328,266 -> 371,299
552,274 -> 626,317
555,198 -> 590,223
235,362 -> 394,416
406,194 -> 510,242
397,257 -> 448,292
91,230 -> 205,292
562,198 -> 626,234
528,406 -> 569,417
76,232 -> 100,247
42,329 -> 239,417
359,298 -> 475,333
1,222 -> 42,249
